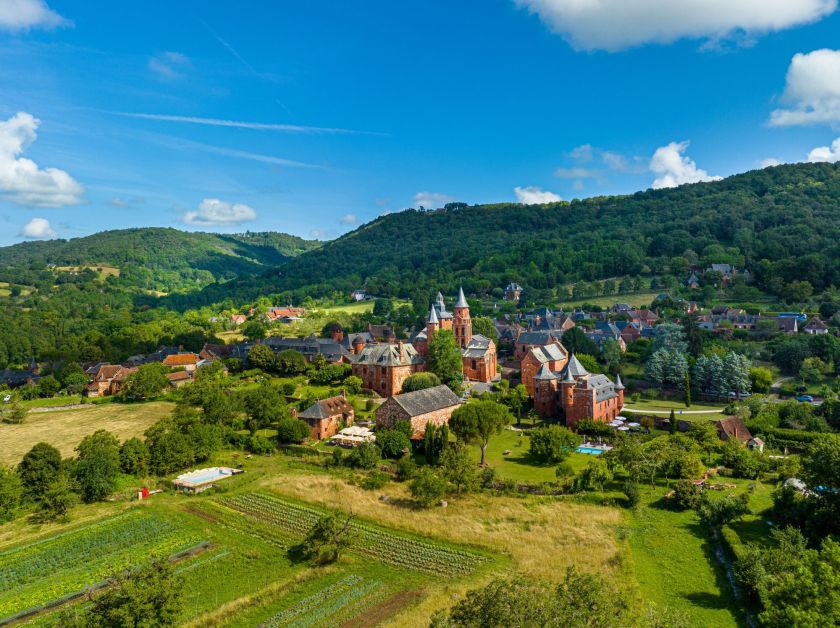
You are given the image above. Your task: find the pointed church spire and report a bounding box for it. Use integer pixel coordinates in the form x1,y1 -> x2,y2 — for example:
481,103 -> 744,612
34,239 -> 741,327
454,286 -> 468,309
428,305 -> 439,324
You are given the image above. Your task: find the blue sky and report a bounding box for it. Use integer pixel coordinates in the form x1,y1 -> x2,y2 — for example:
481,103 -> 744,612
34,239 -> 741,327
2,0 -> 840,246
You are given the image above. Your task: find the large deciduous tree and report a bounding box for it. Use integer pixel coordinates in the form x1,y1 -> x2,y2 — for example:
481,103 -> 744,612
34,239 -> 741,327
427,329 -> 463,392
449,400 -> 511,466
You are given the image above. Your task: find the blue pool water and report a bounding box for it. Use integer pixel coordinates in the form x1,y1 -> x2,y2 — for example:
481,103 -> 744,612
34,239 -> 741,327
185,469 -> 230,484
576,447 -> 605,455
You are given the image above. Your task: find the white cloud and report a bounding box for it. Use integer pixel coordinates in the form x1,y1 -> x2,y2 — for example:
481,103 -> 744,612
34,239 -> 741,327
148,51 -> 192,80
770,49 -> 840,127
19,217 -> 56,239
650,141 -> 722,189
339,213 -> 357,225
760,157 -> 783,168
0,112 -> 84,207
807,137 -> 840,162
554,166 -> 599,179
110,111 -> 378,135
0,0 -> 67,31
514,0 -> 836,51
183,198 -> 257,226
413,191 -> 454,208
569,144 -> 594,162
514,186 -> 562,204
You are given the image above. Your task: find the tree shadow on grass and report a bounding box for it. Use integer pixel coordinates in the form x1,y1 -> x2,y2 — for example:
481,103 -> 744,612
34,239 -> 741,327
685,521 -> 751,628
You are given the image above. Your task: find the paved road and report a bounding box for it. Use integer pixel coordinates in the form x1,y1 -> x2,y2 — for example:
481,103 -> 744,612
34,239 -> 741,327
623,407 -> 725,415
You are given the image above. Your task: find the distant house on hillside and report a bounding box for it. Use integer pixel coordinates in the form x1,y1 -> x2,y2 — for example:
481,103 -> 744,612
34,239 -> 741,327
162,353 -> 201,373
85,364 -> 137,397
504,282 -> 523,302
350,290 -> 371,301
716,417 -> 752,445
803,317 -> 829,335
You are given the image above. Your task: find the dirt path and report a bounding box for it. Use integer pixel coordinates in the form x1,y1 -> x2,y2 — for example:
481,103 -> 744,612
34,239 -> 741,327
623,407 -> 725,415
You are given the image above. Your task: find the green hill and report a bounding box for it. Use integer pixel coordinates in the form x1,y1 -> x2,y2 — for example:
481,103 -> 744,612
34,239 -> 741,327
0,228 -> 320,293
167,161 -> 840,308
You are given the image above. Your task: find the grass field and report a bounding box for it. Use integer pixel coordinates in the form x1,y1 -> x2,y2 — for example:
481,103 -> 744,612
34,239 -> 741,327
558,291 -> 661,310
54,265 -> 121,280
216,330 -> 245,343
0,401 -> 173,466
624,398 -> 726,421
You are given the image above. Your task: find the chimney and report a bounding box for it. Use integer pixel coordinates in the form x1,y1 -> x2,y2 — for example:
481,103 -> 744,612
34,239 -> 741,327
332,328 -> 344,343
290,408 -> 298,417
340,388 -> 346,398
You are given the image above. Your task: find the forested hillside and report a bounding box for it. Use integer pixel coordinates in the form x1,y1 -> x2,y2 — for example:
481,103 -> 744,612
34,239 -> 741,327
0,228 -> 319,293
165,162 -> 840,308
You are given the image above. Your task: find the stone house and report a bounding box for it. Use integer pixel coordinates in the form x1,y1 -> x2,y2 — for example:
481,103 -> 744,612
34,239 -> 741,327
297,391 -> 355,440
716,417 -> 752,445
520,341 -> 569,397
85,364 -> 137,397
352,341 -> 425,397
375,385 -> 461,438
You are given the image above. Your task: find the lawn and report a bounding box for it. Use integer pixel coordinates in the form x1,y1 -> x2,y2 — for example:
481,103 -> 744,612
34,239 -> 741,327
0,401 -> 174,466
625,485 -> 745,628
558,291 -> 661,310
462,426 -> 596,482
316,300 -> 376,315
623,398 -> 726,421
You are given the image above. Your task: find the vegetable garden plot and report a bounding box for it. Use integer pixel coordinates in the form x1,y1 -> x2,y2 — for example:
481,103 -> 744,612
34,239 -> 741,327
219,492 -> 490,576
0,511 -> 202,618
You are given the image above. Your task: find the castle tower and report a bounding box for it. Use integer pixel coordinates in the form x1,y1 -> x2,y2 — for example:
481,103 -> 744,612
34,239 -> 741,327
426,305 -> 440,342
534,364 -> 558,418
453,286 -> 472,349
560,366 -> 576,412
615,373 -> 625,408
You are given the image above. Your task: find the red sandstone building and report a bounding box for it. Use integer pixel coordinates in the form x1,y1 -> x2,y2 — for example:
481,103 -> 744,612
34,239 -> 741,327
531,354 -> 624,428
412,288 -> 497,384
298,392 -> 356,440
520,341 -> 569,397
351,341 -> 425,397
375,385 -> 461,439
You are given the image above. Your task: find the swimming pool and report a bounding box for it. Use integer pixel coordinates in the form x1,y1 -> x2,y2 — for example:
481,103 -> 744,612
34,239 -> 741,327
184,469 -> 231,485
576,446 -> 605,455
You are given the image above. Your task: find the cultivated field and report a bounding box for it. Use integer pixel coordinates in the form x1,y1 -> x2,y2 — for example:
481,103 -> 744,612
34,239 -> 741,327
0,401 -> 173,466
54,265 -> 121,279
558,291 -> 661,309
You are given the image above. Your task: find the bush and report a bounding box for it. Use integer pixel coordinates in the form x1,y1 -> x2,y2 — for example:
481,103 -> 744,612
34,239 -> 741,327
529,425 -> 580,464
120,438 -> 150,477
377,429 -> 411,459
360,471 -> 390,490
623,481 -> 640,509
395,456 -> 417,481
281,382 -> 297,396
410,468 -> 447,507
671,479 -> 702,510
346,442 -> 381,470
276,418 -> 311,444
246,434 -> 275,455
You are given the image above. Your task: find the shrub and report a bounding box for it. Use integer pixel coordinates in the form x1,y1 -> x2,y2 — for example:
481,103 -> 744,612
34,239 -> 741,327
410,468 -> 447,507
346,442 -> 381,470
377,429 -> 411,459
246,434 -> 275,455
528,425 -> 580,464
623,481 -> 640,509
395,456 -> 417,481
360,471 -> 390,490
671,479 -> 701,510
276,418 -> 311,444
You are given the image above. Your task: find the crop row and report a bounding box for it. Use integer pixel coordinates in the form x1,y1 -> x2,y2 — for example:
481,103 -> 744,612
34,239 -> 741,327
220,493 -> 489,576
0,511 -> 202,618
265,575 -> 363,627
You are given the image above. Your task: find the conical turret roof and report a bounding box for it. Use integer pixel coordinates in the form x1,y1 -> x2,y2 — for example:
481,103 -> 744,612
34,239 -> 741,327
428,305 -> 439,324
615,374 -> 625,390
559,353 -> 588,383
535,364 -> 557,381
454,286 -> 469,308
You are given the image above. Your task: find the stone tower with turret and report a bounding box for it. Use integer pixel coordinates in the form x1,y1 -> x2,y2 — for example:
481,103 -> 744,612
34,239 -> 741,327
452,286 -> 472,349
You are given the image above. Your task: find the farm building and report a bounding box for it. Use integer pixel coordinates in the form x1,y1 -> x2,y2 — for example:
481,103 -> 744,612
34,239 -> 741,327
375,384 -> 461,438
297,392 -> 355,440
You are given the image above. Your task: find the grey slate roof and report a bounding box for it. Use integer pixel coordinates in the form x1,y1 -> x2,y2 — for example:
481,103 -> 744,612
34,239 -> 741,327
535,364 -> 557,381
588,373 -> 619,402
428,305 -> 439,324
559,354 -> 589,379
299,395 -> 354,420
462,334 -> 493,358
454,287 -> 469,308
390,385 -> 461,416
516,330 -> 563,346
354,343 -> 424,367
532,343 -> 568,363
